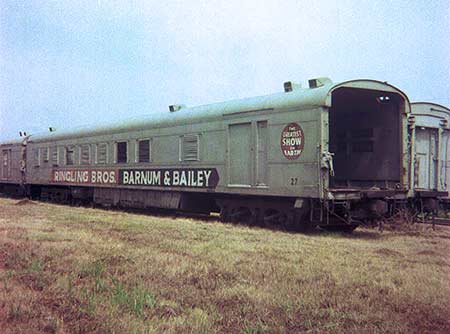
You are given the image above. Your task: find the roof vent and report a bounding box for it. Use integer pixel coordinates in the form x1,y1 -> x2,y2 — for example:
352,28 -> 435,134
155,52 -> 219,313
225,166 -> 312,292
169,104 -> 185,112
308,77 -> 332,89
283,81 -> 302,92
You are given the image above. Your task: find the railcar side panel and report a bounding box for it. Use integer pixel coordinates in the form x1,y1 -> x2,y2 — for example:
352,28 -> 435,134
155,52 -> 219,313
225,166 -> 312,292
25,106 -> 322,199
410,102 -> 450,194
0,143 -> 23,185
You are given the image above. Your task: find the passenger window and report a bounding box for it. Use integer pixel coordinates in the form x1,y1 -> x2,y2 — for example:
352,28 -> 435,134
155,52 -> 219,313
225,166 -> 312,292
116,141 -> 128,164
137,139 -> 151,163
96,143 -> 108,164
180,134 -> 199,161
65,146 -> 74,165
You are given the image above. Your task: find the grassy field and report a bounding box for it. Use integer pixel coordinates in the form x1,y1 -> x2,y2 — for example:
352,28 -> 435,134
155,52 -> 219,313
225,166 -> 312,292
0,197 -> 449,334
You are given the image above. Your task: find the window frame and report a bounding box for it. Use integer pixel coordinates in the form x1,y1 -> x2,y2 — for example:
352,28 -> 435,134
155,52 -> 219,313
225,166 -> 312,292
135,138 -> 151,163
65,146 -> 75,166
115,141 -> 128,164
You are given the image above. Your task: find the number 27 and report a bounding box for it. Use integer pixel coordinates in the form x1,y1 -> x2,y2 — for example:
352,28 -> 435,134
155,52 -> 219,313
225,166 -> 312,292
290,177 -> 298,185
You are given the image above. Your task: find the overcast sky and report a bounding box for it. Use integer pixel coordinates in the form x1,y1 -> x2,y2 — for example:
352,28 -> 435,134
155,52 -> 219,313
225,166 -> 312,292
0,0 -> 449,141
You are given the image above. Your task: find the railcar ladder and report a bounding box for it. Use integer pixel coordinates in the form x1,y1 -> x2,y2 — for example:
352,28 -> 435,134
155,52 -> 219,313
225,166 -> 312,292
310,199 -> 323,222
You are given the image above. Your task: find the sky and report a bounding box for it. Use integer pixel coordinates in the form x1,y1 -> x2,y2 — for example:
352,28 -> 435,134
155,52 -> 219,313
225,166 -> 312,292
0,0 -> 449,141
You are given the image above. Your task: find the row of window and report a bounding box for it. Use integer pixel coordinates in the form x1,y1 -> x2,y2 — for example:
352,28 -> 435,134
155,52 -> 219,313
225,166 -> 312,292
33,135 -> 199,167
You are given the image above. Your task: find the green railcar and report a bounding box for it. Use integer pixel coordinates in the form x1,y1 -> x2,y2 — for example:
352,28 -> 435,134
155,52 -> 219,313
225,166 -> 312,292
0,78 -> 413,231
409,102 -> 450,212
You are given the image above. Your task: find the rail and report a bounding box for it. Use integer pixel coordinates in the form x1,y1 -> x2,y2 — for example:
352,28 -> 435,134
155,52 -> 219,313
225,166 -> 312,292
416,217 -> 450,227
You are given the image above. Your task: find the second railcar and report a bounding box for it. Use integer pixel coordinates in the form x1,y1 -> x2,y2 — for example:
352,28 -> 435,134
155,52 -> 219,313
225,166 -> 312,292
409,102 -> 450,211
0,138 -> 25,196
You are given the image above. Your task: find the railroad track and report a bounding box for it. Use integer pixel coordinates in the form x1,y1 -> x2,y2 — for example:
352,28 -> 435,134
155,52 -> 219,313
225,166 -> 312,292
417,217 -> 450,227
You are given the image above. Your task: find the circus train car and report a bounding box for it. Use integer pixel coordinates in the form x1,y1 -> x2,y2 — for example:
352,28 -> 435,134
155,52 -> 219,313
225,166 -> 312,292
409,102 -> 450,211
0,138 -> 26,197
0,78 -> 412,231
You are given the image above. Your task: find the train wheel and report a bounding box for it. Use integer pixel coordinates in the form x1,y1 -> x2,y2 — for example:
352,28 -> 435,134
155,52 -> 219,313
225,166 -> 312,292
282,210 -> 298,231
229,207 -> 253,224
219,206 -> 230,223
247,208 -> 261,226
284,209 -> 316,233
221,206 -> 259,226
263,208 -> 287,228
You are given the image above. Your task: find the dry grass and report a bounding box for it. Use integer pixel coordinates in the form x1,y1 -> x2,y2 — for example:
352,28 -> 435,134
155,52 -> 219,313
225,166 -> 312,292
0,197 -> 449,334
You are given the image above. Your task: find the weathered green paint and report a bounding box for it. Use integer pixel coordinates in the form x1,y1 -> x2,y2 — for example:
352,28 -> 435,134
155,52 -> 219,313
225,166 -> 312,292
1,78 -> 412,202
410,102 -> 450,194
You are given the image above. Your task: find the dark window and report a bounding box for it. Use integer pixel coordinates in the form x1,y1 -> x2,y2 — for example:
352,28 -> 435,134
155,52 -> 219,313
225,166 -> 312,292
65,147 -> 74,165
116,142 -> 127,164
138,140 -> 150,163
181,134 -> 199,161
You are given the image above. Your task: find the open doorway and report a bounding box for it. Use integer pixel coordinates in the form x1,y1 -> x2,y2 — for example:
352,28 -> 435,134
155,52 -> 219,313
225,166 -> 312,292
329,87 -> 403,190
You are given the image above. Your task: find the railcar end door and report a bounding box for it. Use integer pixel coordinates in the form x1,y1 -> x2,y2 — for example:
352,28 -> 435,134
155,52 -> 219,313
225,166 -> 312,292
415,128 -> 438,190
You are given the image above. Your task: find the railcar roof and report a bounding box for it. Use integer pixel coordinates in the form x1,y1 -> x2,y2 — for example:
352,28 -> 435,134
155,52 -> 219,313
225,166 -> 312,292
4,79 -> 409,144
411,102 -> 450,118
410,102 -> 450,129
0,138 -> 23,146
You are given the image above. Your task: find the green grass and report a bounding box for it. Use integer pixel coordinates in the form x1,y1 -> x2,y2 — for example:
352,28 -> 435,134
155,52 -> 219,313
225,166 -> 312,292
0,197 -> 449,333
110,279 -> 157,317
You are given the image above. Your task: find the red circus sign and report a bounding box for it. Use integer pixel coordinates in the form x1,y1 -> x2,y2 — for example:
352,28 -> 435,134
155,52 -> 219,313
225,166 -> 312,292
280,123 -> 305,160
